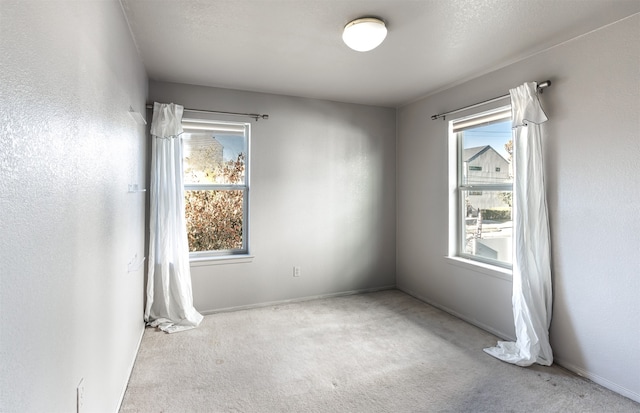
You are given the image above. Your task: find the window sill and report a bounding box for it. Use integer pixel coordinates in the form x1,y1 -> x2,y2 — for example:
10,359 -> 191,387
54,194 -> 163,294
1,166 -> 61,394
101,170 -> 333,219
190,255 -> 254,267
444,256 -> 512,281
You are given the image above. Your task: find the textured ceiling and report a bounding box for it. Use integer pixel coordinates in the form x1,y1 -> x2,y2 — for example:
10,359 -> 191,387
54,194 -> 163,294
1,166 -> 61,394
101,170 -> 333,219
120,0 -> 640,107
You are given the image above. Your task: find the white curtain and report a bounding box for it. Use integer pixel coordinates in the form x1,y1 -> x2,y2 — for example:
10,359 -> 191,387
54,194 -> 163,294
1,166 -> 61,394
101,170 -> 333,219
145,102 -> 203,333
484,82 -> 553,366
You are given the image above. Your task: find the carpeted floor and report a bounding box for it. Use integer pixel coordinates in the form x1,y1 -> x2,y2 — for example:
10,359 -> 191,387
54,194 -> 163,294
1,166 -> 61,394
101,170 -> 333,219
120,289 -> 639,412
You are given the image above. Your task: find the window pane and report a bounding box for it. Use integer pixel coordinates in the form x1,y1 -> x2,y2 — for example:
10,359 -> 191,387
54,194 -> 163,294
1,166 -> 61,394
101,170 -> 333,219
461,119 -> 512,186
183,132 -> 246,185
462,189 -> 512,264
185,190 -> 244,252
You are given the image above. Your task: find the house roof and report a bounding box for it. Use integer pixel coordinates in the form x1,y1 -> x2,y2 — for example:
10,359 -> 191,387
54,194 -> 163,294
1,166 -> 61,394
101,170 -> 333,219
464,146 -> 491,162
464,145 -> 509,163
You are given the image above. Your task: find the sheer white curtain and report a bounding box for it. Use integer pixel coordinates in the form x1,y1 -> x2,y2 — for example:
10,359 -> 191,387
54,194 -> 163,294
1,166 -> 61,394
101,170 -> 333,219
484,82 -> 553,366
145,102 -> 203,333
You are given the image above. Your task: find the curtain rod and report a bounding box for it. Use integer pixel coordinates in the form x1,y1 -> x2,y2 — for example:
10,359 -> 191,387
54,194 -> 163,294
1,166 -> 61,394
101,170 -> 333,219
146,104 -> 269,121
430,80 -> 551,121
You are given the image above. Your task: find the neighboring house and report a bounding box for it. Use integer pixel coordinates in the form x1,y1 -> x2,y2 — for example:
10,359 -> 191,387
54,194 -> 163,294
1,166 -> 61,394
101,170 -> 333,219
462,145 -> 512,262
463,145 -> 511,213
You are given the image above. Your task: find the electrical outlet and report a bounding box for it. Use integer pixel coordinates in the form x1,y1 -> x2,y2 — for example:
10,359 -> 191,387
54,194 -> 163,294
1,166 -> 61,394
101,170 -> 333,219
77,378 -> 85,413
293,266 -> 301,277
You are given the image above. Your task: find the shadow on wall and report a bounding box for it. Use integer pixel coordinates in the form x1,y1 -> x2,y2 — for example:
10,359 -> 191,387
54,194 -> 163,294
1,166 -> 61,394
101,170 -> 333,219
535,89 -> 586,373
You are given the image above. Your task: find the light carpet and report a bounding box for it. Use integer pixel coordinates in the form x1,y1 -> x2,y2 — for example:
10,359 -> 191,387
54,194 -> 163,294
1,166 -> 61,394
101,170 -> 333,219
120,289 -> 639,412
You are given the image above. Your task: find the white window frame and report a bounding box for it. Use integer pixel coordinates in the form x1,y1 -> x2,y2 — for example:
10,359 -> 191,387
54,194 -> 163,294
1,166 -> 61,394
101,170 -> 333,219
181,118 -> 250,260
448,105 -> 513,271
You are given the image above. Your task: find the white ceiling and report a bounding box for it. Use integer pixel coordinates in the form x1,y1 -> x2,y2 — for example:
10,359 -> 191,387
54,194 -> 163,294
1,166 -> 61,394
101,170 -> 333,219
120,0 -> 640,107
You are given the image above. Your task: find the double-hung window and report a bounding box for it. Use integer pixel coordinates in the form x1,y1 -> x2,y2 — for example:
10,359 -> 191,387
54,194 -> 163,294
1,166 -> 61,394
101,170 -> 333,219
181,118 -> 250,258
451,106 -> 512,268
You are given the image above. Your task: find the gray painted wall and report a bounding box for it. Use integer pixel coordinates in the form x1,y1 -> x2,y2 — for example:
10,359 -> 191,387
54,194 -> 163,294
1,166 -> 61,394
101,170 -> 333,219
1,2 -> 148,412
397,15 -> 640,401
2,1 -> 636,409
149,81 -> 397,313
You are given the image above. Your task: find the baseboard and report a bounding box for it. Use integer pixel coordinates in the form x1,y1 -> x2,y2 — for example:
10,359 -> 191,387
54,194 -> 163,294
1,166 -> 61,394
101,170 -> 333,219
397,286 -> 516,342
553,357 -> 640,404
398,287 -> 640,404
115,321 -> 146,413
199,284 -> 397,315
114,284 -> 396,411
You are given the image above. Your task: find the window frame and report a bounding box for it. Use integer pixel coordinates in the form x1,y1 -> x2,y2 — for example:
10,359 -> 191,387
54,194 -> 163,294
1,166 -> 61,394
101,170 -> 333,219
450,105 -> 513,271
181,118 -> 251,259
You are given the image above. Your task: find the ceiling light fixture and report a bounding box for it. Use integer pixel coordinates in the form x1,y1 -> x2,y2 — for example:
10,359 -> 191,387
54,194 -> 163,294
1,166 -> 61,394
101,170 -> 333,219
342,17 -> 387,52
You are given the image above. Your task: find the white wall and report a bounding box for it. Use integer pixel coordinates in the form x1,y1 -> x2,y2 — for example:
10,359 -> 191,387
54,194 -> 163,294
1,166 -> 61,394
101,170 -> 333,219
149,81 -> 397,313
0,2 -> 148,412
397,15 -> 640,401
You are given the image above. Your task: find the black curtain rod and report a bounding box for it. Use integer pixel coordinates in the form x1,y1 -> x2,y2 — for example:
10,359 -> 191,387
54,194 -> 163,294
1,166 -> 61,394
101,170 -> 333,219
431,80 -> 551,121
146,104 -> 269,121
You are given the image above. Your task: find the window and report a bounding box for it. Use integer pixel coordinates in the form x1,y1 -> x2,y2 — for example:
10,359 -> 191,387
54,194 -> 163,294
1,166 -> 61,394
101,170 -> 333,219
451,106 -> 512,268
181,119 -> 250,257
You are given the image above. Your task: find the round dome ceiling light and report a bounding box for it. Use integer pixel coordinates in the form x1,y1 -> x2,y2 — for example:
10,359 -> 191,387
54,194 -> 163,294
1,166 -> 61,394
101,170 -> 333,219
342,17 -> 387,52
